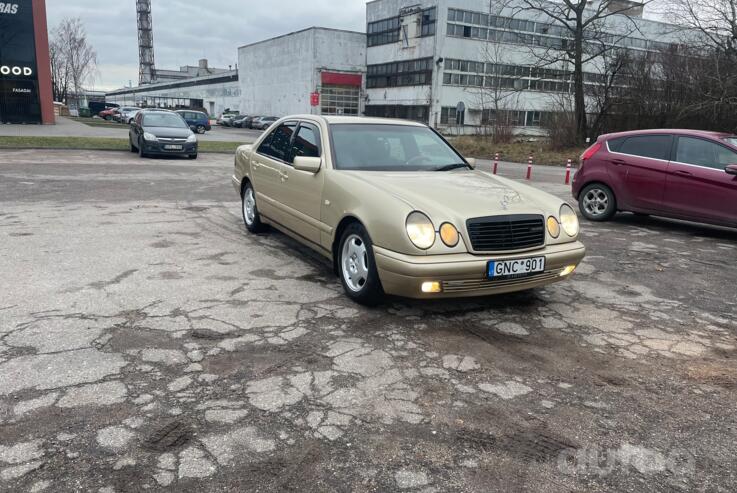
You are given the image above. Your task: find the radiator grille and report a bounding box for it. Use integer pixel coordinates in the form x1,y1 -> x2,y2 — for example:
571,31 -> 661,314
466,214 -> 545,252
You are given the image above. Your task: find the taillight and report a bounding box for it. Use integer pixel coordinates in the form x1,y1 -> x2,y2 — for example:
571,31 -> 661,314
581,142 -> 602,162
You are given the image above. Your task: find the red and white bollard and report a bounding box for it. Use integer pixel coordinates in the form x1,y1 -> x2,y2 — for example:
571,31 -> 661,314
493,152 -> 499,175
565,159 -> 572,185
526,154 -> 533,180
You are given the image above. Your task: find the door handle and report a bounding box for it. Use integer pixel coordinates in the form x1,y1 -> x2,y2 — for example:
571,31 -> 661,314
611,159 -> 627,166
673,170 -> 692,177
280,171 -> 289,182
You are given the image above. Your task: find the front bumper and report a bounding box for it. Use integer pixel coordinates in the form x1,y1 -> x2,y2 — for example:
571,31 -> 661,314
142,141 -> 197,155
374,241 -> 586,299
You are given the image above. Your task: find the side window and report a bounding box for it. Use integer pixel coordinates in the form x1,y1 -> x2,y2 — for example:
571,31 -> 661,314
292,124 -> 321,159
676,137 -> 737,170
619,135 -> 671,161
607,137 -> 626,152
257,123 -> 296,162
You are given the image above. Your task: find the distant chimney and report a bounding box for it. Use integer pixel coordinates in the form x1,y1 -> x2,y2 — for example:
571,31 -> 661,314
198,59 -> 209,69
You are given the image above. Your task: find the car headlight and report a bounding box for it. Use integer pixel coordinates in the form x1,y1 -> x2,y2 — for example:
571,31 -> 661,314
439,223 -> 459,247
143,132 -> 158,142
560,204 -> 579,237
546,216 -> 560,239
186,134 -> 197,143
406,212 -> 435,249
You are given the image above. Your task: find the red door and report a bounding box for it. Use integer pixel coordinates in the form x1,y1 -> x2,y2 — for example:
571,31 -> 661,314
605,134 -> 672,212
663,136 -> 737,226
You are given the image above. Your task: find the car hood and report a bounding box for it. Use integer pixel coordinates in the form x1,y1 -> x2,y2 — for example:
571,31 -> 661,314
144,127 -> 193,138
346,169 -> 563,223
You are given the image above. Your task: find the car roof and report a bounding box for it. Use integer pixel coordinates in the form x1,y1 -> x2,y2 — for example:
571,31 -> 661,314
285,115 -> 427,127
601,128 -> 735,140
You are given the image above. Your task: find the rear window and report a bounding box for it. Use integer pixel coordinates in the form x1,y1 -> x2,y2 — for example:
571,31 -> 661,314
617,135 -> 672,161
607,137 -> 626,152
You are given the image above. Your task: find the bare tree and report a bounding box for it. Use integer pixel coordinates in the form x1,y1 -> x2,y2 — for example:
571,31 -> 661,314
669,0 -> 737,55
49,37 -> 69,103
510,0 -> 655,143
50,18 -> 97,104
464,37 -> 525,143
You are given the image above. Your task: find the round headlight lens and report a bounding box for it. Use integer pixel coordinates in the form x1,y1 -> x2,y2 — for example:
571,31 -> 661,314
547,216 -> 560,239
560,204 -> 580,237
406,212 -> 435,249
439,223 -> 459,247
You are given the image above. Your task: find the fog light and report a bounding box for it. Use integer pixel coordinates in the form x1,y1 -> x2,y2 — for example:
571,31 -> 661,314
421,281 -> 442,293
559,265 -> 577,277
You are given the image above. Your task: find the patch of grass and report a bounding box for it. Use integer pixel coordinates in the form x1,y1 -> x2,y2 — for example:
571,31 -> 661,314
450,136 -> 586,166
0,136 -> 242,154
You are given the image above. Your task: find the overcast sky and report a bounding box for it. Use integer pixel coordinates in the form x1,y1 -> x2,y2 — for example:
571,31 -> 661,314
46,1 -> 669,92
46,0 -> 368,91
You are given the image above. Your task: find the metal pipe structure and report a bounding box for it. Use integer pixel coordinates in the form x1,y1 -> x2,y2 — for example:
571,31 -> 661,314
136,0 -> 156,84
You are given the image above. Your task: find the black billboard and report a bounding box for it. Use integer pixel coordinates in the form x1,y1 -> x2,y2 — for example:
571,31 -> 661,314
0,0 -> 40,123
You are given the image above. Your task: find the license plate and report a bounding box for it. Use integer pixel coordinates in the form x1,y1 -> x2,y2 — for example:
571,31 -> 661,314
164,145 -> 182,150
488,257 -> 545,280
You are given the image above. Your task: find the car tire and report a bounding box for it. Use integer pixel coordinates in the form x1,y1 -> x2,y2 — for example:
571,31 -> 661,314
196,125 -> 206,134
338,223 -> 384,306
188,153 -> 198,160
138,140 -> 147,159
241,182 -> 267,234
579,183 -> 616,221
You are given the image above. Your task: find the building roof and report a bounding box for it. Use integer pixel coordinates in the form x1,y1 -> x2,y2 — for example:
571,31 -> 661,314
237,27 -> 366,51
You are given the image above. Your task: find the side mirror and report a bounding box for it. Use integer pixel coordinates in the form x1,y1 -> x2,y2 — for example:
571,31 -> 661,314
293,156 -> 322,174
726,164 -> 737,176
465,157 -> 477,169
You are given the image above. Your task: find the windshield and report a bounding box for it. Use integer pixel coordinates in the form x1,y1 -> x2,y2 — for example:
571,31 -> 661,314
143,113 -> 187,128
331,124 -> 467,171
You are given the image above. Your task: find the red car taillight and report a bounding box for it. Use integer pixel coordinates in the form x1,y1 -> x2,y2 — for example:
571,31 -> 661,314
581,142 -> 603,163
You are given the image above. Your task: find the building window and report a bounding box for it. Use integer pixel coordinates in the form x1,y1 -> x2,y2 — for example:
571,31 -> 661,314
421,7 -> 437,37
440,107 -> 459,125
367,58 -> 433,89
368,16 -> 401,47
446,8 -> 663,55
365,105 -> 429,123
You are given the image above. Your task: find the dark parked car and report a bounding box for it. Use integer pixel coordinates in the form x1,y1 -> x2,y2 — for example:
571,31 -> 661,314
243,116 -> 260,129
573,129 -> 737,228
129,109 -> 198,159
232,115 -> 250,128
176,110 -> 211,134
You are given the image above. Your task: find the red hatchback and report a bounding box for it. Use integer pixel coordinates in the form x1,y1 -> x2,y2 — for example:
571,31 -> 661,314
572,129 -> 737,228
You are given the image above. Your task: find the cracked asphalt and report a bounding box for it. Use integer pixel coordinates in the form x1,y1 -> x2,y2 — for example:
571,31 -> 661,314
1,149 -> 736,492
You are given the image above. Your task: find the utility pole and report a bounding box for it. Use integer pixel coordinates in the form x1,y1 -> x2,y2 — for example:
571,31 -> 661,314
137,0 -> 156,84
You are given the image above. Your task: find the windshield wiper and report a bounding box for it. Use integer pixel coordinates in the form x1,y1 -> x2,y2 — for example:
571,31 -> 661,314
434,163 -> 470,172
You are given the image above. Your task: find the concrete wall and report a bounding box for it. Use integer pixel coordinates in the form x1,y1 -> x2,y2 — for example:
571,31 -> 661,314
238,28 -> 366,117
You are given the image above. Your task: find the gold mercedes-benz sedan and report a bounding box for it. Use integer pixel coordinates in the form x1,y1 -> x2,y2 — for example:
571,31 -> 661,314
231,115 -> 585,305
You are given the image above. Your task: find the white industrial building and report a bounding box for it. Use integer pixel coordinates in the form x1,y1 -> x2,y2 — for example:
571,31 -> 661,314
365,0 -> 682,132
237,27 -> 366,117
106,69 -> 240,117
